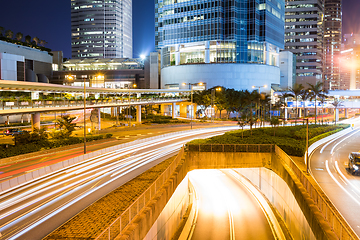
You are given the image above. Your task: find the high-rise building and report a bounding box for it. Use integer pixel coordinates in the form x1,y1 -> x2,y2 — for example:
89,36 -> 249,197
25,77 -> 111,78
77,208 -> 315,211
285,0 -> 324,87
155,0 -> 286,91
323,0 -> 342,90
71,0 -> 132,59
339,34 -> 360,90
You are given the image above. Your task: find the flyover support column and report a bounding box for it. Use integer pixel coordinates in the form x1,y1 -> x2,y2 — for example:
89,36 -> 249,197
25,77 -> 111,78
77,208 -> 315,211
116,106 -> 120,125
31,113 -> 40,131
98,109 -> 101,131
345,108 -> 348,119
179,103 -> 187,118
172,103 -> 176,119
334,109 -> 339,123
136,105 -> 142,123
284,108 -> 288,121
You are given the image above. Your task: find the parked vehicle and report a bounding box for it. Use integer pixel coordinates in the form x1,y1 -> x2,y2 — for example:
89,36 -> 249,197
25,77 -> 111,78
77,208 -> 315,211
349,152 -> 360,175
3,129 -> 23,136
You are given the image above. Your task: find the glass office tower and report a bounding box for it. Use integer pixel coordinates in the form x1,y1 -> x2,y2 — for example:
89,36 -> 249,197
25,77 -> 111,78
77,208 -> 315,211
71,0 -> 132,59
155,0 -> 285,69
284,0 -> 324,87
323,0 -> 342,90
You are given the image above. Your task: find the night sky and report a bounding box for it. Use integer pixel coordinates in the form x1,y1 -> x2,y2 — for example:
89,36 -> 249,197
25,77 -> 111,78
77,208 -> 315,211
0,0 -> 358,59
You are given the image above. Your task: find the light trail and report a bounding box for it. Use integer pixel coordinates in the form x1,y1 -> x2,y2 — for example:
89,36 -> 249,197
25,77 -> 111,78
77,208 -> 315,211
0,126 -> 237,239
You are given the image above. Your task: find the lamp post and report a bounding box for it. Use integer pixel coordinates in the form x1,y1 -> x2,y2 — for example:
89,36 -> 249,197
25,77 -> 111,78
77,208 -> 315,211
83,76 -> 87,154
252,85 -> 267,126
182,82 -> 203,129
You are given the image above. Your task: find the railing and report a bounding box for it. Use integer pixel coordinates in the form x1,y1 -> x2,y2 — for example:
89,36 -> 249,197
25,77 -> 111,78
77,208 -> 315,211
0,97 -> 189,112
95,147 -> 185,240
275,146 -> 358,240
186,144 -> 274,153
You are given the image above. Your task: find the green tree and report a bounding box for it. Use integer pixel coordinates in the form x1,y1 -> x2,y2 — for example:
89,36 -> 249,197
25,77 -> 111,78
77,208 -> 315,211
25,35 -> 31,43
15,32 -> 23,41
5,30 -> 13,39
243,90 -> 260,134
270,117 -> 280,136
289,83 -> 304,125
54,115 -> 76,138
0,26 -> 4,36
308,82 -> 327,124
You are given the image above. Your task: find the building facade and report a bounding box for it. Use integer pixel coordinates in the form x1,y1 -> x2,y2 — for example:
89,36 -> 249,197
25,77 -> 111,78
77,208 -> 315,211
51,56 -> 160,89
155,0 -> 286,91
0,40 -> 53,82
71,0 -> 132,59
323,0 -> 342,90
285,0 -> 324,87
339,34 -> 360,90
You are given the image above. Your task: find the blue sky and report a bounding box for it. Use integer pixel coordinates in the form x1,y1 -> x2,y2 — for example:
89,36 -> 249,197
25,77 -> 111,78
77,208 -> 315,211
0,0 -> 358,59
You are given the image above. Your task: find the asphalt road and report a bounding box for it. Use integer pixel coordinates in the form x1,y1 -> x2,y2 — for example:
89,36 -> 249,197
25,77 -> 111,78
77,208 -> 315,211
0,126 -> 238,239
189,169 -> 275,240
310,118 -> 360,237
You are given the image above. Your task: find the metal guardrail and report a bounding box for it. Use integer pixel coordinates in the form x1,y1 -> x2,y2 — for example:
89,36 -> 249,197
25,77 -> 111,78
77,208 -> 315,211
0,97 -> 189,111
95,147 -> 185,240
186,144 -> 274,153
275,146 -> 358,240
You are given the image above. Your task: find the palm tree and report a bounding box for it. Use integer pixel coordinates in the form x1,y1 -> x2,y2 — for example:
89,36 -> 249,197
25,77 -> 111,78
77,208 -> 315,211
25,35 -> 31,44
32,37 -> 40,45
289,83 -> 304,125
5,30 -> 13,39
15,32 -> 23,41
39,40 -> 48,47
331,99 -> 343,125
308,82 -> 327,124
274,92 -> 291,125
299,89 -> 311,119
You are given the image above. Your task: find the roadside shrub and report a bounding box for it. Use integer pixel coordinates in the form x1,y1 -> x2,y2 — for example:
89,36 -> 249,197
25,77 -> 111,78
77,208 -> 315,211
105,133 -> 113,138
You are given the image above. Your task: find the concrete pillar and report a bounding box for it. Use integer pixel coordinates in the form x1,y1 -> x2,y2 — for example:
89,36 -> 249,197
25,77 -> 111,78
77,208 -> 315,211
31,113 -> 40,131
298,108 -> 302,118
335,109 -> 339,123
111,107 -> 116,118
284,108 -> 288,121
136,105 -> 142,123
98,108 -> 101,131
6,116 -> 9,125
179,104 -> 188,118
266,43 -> 270,65
175,44 -> 180,66
345,108 -> 348,118
116,106 -> 120,125
205,41 -> 210,63
172,103 -> 176,118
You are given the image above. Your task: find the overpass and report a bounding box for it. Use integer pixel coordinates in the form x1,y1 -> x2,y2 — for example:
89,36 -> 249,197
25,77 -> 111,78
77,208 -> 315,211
0,80 -> 193,129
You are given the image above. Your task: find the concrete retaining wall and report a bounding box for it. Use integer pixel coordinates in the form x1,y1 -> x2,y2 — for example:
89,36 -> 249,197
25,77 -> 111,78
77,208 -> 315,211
235,167 -> 316,240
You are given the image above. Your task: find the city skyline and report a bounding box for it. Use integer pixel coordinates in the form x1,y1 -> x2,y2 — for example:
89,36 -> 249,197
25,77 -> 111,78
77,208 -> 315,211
0,0 -> 358,59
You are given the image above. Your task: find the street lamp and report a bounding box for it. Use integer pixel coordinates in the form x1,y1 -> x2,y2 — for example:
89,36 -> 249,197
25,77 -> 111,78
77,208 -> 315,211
182,82 -> 204,129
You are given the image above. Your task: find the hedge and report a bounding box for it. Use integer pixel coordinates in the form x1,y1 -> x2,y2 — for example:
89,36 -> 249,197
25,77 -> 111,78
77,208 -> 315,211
188,124 -> 350,157
0,134 -> 113,159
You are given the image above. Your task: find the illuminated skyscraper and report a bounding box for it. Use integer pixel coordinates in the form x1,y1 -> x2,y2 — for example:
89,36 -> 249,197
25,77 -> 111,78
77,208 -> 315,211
71,0 -> 132,59
155,0 -> 286,91
323,0 -> 342,90
285,0 -> 324,87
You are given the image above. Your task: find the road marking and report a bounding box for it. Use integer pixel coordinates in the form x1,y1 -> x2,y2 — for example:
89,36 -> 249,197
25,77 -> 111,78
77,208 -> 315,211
330,130 -> 360,154
326,160 -> 360,205
315,168 -> 324,171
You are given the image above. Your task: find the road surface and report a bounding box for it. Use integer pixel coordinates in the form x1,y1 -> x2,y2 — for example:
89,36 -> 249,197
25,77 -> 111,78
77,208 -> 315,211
0,126 -> 237,239
310,118 -> 360,237
189,169 -> 276,240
